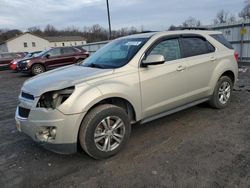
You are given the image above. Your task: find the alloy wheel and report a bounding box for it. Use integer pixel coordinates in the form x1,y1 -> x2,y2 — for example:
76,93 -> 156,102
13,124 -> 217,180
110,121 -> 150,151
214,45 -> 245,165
218,81 -> 231,104
94,116 -> 125,152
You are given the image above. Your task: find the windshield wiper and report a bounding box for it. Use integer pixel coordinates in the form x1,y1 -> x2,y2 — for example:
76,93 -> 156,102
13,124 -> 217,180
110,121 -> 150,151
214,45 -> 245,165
88,63 -> 104,69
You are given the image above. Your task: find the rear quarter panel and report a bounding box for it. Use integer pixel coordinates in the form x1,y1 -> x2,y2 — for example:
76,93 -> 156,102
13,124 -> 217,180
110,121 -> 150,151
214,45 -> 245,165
208,50 -> 238,95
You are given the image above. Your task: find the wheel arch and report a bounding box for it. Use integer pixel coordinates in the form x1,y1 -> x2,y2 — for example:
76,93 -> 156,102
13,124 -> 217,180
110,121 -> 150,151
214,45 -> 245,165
220,70 -> 235,84
31,63 -> 46,71
85,97 -> 137,123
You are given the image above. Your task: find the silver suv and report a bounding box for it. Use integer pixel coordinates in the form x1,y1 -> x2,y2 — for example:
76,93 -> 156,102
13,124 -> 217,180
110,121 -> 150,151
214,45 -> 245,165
15,30 -> 238,159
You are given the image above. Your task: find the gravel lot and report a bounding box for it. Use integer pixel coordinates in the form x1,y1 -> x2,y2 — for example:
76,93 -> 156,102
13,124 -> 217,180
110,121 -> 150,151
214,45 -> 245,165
0,67 -> 249,188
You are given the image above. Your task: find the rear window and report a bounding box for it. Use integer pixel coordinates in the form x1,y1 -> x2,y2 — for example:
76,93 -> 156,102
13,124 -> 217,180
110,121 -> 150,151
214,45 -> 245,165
181,37 -> 215,58
210,34 -> 233,49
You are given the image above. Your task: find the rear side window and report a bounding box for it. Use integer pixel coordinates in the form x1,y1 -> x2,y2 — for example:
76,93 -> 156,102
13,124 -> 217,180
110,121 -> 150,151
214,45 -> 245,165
210,34 -> 233,49
61,47 -> 76,55
181,37 -> 215,58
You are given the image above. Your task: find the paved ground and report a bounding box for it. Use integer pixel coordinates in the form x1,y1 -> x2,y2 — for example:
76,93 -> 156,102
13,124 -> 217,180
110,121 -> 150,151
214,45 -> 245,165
0,68 -> 249,188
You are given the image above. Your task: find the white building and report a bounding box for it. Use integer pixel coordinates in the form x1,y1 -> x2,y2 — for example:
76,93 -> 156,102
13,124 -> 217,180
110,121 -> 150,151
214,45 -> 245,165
0,32 -> 87,53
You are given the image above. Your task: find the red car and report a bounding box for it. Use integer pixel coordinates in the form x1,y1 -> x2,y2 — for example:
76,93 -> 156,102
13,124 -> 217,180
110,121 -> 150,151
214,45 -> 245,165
0,52 -> 26,71
17,46 -> 89,75
9,51 -> 41,71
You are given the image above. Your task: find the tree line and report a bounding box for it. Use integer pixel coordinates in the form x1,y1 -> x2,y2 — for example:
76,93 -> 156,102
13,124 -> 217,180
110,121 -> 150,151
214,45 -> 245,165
0,1 -> 249,44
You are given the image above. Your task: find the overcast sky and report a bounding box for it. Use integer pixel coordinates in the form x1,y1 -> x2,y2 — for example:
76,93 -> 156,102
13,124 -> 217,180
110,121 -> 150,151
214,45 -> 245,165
0,0 -> 246,31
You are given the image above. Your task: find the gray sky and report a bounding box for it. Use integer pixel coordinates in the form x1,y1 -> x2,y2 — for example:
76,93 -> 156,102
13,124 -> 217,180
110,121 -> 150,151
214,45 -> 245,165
0,0 -> 246,31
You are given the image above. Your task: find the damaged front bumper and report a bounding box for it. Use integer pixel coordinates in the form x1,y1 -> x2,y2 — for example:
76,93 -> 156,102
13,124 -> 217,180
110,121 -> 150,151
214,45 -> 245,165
15,92 -> 85,154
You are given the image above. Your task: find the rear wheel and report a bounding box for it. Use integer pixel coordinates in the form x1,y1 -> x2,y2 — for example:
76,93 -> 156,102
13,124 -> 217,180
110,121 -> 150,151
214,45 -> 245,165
209,76 -> 233,109
31,64 -> 45,75
79,104 -> 131,159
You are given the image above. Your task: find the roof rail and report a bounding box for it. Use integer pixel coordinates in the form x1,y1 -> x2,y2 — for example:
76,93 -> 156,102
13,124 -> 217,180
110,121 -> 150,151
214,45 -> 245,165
179,27 -> 209,30
139,30 -> 158,33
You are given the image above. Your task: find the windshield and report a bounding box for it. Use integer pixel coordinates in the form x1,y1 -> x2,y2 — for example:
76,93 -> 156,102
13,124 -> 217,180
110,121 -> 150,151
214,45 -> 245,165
81,37 -> 148,69
24,52 -> 39,58
36,49 -> 51,57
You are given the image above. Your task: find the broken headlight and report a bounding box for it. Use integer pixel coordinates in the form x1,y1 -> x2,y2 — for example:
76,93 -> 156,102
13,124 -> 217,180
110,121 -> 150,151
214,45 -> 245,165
37,86 -> 75,109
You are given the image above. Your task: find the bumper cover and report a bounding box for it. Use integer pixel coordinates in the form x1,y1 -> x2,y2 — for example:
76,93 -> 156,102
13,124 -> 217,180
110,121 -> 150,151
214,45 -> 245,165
15,106 -> 85,154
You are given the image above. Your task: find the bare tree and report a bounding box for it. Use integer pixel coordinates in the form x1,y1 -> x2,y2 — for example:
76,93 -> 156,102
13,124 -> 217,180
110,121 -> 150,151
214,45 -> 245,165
0,29 -> 22,43
239,0 -> 250,20
27,26 -> 43,36
168,25 -> 177,31
44,24 -> 58,36
213,10 -> 236,24
182,17 -> 202,27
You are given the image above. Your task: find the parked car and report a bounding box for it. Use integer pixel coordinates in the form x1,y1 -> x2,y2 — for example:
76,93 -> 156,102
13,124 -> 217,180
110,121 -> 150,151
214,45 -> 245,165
17,46 -> 89,75
9,51 -> 41,71
15,30 -> 238,159
0,52 -> 26,70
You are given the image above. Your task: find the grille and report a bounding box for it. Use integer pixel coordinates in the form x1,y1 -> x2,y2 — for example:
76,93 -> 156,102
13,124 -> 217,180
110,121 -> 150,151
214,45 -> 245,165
21,92 -> 34,100
18,107 -> 30,118
17,62 -> 27,70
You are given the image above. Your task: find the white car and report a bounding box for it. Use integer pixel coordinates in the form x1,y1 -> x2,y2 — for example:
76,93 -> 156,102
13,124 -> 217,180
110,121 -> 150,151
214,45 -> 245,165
16,30 -> 238,159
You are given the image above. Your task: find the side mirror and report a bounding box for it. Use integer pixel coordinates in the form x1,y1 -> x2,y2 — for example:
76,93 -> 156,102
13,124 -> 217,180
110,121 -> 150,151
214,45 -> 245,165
45,54 -> 50,59
142,54 -> 165,67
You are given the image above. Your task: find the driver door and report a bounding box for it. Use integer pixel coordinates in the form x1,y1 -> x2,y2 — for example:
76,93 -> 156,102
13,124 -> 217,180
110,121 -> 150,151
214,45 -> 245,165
139,37 -> 189,119
45,48 -> 63,69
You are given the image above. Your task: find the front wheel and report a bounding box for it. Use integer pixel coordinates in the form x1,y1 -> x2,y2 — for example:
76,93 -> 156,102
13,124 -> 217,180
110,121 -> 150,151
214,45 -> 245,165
209,76 -> 233,109
79,104 -> 131,159
31,64 -> 45,75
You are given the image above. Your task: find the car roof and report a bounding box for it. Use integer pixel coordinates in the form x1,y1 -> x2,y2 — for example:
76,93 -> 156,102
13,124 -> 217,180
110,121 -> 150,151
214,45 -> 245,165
122,30 -> 222,39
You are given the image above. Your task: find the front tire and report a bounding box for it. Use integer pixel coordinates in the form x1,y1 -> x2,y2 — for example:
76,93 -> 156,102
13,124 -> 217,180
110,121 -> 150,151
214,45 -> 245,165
31,64 -> 45,76
79,104 -> 131,159
209,76 -> 233,109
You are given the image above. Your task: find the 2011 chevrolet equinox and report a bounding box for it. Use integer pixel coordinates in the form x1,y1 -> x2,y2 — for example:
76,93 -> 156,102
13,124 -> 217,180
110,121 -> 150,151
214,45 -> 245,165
15,30 -> 238,159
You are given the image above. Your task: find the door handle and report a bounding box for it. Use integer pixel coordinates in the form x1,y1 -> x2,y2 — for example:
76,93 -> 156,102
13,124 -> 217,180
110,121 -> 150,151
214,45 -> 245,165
176,65 -> 186,71
210,57 -> 217,61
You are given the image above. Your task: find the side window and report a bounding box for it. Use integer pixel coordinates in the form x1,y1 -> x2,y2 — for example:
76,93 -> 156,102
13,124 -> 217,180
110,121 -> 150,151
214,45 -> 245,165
61,47 -> 76,55
47,48 -> 61,57
181,37 -> 215,58
148,38 -> 181,61
210,34 -> 233,49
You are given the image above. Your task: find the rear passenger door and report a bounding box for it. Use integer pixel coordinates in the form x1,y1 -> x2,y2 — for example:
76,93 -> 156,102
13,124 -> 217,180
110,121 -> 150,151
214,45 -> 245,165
180,35 -> 216,100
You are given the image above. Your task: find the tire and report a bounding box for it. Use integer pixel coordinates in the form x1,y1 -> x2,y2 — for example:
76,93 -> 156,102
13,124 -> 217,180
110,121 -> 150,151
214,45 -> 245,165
31,64 -> 45,76
79,104 -> 131,159
75,59 -> 83,65
209,76 -> 233,109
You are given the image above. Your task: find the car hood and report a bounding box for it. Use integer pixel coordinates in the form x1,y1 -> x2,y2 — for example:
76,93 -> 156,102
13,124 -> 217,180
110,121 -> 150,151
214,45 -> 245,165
17,57 -> 32,62
22,65 -> 114,97
18,56 -> 42,63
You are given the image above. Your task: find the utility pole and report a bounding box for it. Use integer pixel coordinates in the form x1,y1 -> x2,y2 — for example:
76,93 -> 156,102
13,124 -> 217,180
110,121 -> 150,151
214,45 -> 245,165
106,0 -> 112,40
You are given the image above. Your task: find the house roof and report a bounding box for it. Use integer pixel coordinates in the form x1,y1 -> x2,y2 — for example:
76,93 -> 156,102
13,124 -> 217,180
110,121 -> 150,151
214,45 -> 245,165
1,32 -> 86,44
43,36 -> 86,42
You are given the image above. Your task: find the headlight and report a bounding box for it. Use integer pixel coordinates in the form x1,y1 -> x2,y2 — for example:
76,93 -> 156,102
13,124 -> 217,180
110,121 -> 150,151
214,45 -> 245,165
21,60 -> 30,64
37,86 -> 75,109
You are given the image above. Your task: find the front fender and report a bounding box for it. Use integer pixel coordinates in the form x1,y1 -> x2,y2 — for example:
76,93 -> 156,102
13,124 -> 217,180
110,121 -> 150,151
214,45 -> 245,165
56,83 -> 103,115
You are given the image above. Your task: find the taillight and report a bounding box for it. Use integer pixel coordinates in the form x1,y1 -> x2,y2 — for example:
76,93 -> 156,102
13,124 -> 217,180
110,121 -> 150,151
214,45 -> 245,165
234,51 -> 239,62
